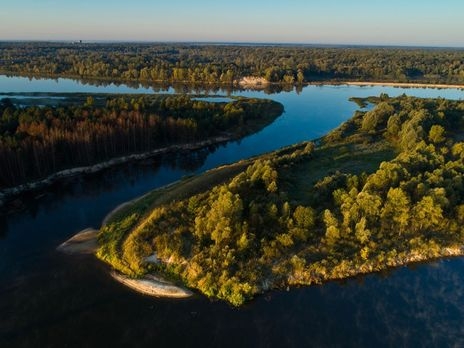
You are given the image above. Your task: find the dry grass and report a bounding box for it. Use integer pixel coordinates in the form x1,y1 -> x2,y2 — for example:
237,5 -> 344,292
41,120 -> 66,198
104,160 -> 252,226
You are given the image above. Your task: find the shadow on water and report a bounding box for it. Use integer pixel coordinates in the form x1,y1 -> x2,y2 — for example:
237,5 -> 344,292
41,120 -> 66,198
0,145 -> 214,241
0,215 -> 7,238
1,253 -> 464,348
160,146 -> 216,173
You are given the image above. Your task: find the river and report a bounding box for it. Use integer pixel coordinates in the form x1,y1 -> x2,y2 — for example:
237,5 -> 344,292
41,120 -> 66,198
1,75 -> 463,347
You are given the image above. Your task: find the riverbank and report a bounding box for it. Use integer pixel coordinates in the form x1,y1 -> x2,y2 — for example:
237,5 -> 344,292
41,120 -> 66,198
0,135 -> 230,210
343,81 -> 464,89
3,70 -> 464,93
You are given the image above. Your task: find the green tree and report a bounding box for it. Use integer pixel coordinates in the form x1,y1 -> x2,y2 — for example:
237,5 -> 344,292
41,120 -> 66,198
323,209 -> 340,246
411,195 -> 444,232
428,125 -> 445,144
85,96 -> 94,107
381,187 -> 411,235
355,217 -> 371,244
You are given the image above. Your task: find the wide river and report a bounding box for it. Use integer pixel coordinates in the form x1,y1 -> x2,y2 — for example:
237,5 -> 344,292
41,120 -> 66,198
1,75 -> 464,347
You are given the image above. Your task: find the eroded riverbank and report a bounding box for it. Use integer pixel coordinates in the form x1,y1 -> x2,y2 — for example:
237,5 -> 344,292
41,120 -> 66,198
0,136 -> 230,209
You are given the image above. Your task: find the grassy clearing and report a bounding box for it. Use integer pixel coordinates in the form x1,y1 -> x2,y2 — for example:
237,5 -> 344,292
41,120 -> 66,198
280,141 -> 397,205
104,160 -> 252,226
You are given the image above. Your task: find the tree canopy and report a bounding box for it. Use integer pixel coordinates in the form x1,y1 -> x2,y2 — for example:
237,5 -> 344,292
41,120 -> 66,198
1,42 -> 464,86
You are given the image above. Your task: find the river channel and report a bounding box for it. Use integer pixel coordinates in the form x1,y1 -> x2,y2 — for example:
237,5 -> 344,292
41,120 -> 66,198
1,75 -> 463,347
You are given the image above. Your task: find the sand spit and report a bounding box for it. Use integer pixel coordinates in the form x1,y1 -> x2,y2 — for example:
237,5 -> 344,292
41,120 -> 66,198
238,76 -> 270,87
343,81 -> 464,89
56,228 -> 99,255
57,228 -> 193,298
111,272 -> 193,298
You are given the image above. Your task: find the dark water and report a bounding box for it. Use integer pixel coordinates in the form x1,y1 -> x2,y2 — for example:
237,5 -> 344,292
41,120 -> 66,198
1,76 -> 464,347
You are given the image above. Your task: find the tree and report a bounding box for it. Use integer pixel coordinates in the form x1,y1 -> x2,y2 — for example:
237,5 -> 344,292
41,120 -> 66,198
452,142 -> 464,160
355,217 -> 371,244
428,125 -> 445,144
195,186 -> 243,245
323,209 -> 340,246
411,196 -> 444,233
361,102 -> 395,133
296,70 -> 305,84
293,206 -> 315,229
381,187 -> 411,235
290,206 -> 316,241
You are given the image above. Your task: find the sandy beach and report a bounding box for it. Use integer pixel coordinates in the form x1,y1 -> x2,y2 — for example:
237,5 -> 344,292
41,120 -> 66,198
343,81 -> 464,89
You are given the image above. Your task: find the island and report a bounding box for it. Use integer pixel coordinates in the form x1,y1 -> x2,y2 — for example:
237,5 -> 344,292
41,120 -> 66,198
0,94 -> 283,204
95,94 -> 464,306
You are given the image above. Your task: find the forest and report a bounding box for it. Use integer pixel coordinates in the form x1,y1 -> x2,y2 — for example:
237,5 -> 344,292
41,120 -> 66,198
0,94 -> 283,188
97,95 -> 464,306
1,42 -> 464,85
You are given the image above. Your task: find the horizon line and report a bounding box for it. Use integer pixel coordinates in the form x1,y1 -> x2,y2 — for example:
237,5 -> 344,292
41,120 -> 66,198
0,39 -> 463,50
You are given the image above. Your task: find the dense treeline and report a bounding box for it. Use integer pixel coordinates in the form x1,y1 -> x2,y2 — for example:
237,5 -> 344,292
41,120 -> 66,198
1,42 -> 464,85
98,95 -> 464,305
0,95 -> 283,188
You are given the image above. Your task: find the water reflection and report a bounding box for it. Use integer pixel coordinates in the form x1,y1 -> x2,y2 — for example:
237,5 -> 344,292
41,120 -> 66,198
0,145 -> 216,222
162,147 -> 215,172
0,74 -> 304,96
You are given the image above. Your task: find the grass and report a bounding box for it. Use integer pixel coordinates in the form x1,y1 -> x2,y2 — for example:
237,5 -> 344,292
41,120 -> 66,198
104,160 -> 252,226
279,140 -> 396,205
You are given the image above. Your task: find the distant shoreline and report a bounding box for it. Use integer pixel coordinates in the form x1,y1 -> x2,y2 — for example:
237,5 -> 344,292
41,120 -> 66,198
342,81 -> 464,89
1,70 -> 464,91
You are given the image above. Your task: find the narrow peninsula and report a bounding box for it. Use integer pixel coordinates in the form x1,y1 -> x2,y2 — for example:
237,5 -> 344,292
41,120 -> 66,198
97,94 -> 464,306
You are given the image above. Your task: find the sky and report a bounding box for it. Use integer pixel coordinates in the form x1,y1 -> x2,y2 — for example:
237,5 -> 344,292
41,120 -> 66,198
1,0 -> 463,47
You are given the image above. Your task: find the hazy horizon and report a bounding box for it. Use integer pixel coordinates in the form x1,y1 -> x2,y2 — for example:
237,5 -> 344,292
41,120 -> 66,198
2,40 -> 463,50
1,0 -> 463,47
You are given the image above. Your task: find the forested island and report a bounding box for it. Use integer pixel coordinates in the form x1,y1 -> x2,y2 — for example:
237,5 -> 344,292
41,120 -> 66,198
97,95 -> 464,306
1,42 -> 464,86
0,94 -> 283,190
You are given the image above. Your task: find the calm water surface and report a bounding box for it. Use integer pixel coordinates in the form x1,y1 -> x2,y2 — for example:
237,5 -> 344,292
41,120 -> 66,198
1,76 -> 464,347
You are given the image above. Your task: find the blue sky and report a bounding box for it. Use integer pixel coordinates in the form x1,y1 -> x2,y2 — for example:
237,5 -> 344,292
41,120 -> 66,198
1,0 -> 463,46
